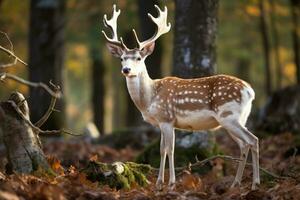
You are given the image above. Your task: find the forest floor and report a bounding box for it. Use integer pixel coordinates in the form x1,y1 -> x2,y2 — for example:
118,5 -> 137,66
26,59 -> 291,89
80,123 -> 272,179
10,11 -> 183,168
0,132 -> 300,200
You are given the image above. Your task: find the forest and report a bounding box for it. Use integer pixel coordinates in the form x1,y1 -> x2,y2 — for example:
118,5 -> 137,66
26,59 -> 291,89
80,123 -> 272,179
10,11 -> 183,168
0,0 -> 300,199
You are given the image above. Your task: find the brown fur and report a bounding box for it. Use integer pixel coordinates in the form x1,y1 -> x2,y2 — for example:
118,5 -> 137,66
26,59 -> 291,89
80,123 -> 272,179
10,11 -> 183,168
151,74 -> 249,122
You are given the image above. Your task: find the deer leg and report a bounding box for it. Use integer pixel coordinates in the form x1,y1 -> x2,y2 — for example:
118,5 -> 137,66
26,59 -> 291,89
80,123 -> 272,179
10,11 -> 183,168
156,130 -> 167,190
219,119 -> 260,190
228,134 -> 250,187
249,132 -> 260,190
159,123 -> 175,190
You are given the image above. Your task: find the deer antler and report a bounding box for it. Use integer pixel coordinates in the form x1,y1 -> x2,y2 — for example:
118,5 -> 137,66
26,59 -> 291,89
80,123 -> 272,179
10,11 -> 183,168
133,5 -> 171,50
102,4 -> 129,50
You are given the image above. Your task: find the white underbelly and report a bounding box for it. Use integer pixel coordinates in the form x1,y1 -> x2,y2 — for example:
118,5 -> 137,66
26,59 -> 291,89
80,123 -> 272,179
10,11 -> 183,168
174,110 -> 219,131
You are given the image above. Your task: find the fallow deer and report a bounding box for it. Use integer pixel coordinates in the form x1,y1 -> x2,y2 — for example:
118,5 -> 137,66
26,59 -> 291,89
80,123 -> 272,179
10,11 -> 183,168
102,5 -> 260,190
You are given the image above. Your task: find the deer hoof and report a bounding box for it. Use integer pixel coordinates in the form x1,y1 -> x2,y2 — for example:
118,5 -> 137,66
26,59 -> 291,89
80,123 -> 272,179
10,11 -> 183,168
156,179 -> 164,191
168,182 -> 176,191
230,180 -> 241,188
251,182 -> 260,190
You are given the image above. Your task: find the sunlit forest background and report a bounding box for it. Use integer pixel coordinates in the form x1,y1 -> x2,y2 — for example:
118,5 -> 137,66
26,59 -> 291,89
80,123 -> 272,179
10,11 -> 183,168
1,0 -> 298,134
1,0 -> 300,199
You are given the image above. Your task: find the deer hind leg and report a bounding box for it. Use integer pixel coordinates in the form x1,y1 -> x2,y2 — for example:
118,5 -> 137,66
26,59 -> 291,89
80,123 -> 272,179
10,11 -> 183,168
218,118 -> 260,190
227,132 -> 250,187
159,122 -> 176,190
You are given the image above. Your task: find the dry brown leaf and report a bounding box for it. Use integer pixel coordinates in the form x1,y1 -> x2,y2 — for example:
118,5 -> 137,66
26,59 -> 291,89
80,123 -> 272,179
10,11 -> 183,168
47,155 -> 65,175
89,154 -> 98,162
180,172 -> 203,191
0,190 -> 19,200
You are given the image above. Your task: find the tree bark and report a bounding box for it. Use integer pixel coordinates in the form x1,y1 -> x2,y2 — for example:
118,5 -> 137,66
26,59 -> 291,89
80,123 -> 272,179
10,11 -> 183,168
28,0 -> 66,130
173,0 -> 218,78
0,92 -> 51,174
290,0 -> 300,84
259,0 -> 272,95
172,0 -> 218,149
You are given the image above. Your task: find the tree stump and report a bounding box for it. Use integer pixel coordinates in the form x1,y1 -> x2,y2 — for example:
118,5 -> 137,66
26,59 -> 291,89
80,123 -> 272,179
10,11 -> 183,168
0,92 -> 51,174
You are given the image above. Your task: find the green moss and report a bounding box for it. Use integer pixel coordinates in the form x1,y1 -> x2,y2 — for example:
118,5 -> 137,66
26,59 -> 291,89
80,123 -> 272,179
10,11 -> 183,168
260,171 -> 277,188
135,139 -> 161,167
136,137 -> 222,174
31,154 -> 56,177
82,161 -> 151,190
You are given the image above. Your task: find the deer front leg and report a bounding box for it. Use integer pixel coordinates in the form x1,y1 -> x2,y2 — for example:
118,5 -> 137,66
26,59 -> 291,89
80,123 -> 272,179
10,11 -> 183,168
156,131 -> 167,190
159,123 -> 175,190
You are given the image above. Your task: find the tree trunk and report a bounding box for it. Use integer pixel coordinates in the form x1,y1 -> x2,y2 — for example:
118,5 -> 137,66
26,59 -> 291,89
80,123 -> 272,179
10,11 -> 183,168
173,0 -> 218,78
173,0 -> 218,149
259,0 -> 272,95
91,48 -> 105,135
28,0 -> 65,130
270,0 -> 282,89
0,92 -> 51,174
290,0 -> 300,84
88,7 -> 105,135
137,0 -> 163,79
236,58 -> 250,83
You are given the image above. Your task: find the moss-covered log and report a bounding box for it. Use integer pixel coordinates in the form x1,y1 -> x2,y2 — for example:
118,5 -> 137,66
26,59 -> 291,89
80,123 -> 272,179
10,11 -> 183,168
0,92 -> 52,174
82,161 -> 152,190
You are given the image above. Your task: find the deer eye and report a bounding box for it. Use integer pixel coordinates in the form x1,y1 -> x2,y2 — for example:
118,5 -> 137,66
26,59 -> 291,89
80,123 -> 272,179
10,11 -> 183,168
120,58 -> 123,61
137,57 -> 141,61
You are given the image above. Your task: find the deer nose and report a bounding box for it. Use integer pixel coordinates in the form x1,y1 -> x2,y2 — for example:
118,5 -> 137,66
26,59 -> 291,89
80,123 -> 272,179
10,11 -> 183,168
122,67 -> 131,74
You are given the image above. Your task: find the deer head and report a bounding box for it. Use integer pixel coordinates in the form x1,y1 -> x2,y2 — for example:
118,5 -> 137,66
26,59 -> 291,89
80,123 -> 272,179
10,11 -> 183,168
102,4 -> 171,78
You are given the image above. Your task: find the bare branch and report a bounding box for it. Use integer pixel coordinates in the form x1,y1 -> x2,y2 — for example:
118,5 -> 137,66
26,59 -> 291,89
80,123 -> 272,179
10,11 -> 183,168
151,154 -> 289,180
0,31 -> 28,68
0,73 -> 61,98
7,100 -> 83,137
174,155 -> 242,171
34,82 -> 60,127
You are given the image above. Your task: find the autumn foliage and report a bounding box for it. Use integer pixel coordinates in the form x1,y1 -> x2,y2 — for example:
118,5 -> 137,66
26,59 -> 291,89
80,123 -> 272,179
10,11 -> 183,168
0,132 -> 300,199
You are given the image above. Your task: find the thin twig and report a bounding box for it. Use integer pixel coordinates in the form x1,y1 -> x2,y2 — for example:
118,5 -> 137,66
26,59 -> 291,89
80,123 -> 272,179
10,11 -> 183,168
7,100 -> 83,137
152,154 -> 289,180
177,155 -> 242,171
0,73 -> 61,98
0,31 -> 27,68
34,82 -> 60,127
259,166 -> 286,179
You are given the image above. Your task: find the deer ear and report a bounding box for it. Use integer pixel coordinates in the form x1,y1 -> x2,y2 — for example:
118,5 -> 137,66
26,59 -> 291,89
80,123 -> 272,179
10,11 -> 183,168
106,43 -> 123,57
140,42 -> 155,57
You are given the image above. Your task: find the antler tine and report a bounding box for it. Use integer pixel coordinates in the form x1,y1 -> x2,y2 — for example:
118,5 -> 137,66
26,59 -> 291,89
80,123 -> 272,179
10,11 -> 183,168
120,37 -> 130,51
102,4 -> 121,44
134,5 -> 171,50
132,29 -> 141,45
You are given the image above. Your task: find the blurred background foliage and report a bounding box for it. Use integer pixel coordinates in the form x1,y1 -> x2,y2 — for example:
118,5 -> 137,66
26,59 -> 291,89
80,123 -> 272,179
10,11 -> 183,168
0,0 -> 299,134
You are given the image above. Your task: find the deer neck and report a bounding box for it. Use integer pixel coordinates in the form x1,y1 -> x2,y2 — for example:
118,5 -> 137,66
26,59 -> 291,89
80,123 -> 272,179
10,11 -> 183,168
125,68 -> 154,112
